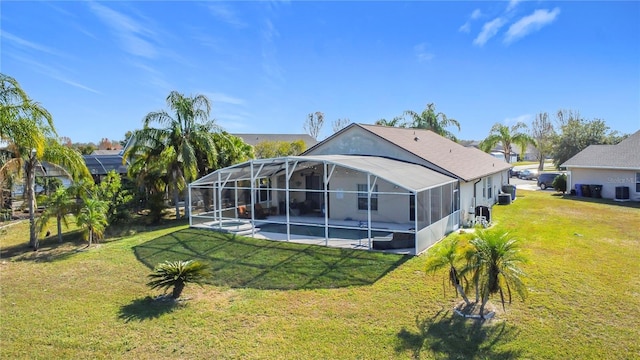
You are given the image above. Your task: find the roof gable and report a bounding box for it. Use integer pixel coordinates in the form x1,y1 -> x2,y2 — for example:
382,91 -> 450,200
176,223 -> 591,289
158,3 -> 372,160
304,123 -> 511,181
561,130 -> 640,169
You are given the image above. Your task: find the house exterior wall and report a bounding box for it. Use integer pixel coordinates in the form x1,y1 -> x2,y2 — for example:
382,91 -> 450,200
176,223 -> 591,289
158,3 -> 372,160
458,171 -> 508,225
568,168 -> 639,200
324,171 -> 411,224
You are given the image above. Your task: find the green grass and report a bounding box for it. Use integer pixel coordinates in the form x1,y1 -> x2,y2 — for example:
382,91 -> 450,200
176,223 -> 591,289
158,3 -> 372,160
133,228 -> 410,290
1,192 -> 639,359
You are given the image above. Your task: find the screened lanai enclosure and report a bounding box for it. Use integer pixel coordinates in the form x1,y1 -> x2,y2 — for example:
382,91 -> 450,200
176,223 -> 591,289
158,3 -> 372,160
188,155 -> 461,255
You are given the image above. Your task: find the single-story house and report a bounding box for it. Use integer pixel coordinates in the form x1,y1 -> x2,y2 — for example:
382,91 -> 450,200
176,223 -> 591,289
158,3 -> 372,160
561,130 -> 640,201
189,124 -> 511,255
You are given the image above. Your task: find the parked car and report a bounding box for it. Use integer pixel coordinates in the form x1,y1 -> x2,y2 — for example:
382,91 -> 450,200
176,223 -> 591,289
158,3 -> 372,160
537,172 -> 561,190
509,168 -> 521,178
518,169 -> 538,180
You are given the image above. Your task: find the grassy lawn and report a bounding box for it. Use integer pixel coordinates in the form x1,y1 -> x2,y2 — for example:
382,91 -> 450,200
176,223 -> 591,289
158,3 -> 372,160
1,191 -> 639,359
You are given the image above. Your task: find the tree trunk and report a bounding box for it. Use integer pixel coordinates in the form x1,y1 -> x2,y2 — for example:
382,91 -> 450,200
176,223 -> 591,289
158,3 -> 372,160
57,215 -> 63,243
88,228 -> 93,246
173,186 -> 180,220
26,157 -> 38,250
455,283 -> 471,305
480,291 -> 490,319
172,280 -> 185,299
538,157 -> 545,171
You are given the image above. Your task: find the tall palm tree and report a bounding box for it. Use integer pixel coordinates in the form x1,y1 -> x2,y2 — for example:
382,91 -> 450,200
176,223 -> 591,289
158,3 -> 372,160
404,103 -> 461,141
1,73 -> 91,249
76,197 -> 108,246
480,122 -> 534,164
425,237 -> 471,305
124,91 -> 220,219
37,186 -> 75,243
464,228 -> 528,318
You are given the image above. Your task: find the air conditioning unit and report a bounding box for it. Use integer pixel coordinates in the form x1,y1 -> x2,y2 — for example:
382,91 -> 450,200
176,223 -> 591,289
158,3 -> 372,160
614,186 -> 630,202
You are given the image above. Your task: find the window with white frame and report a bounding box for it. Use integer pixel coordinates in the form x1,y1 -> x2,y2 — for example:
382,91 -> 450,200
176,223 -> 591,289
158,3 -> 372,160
357,184 -> 378,211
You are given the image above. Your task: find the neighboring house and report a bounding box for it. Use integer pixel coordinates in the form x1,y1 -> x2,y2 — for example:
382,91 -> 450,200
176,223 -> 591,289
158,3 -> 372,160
561,130 -> 640,201
83,150 -> 129,183
233,134 -> 318,149
189,124 -> 511,255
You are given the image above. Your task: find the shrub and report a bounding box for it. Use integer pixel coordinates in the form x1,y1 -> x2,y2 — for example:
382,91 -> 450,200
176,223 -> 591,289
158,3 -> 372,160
147,260 -> 210,299
552,174 -> 567,193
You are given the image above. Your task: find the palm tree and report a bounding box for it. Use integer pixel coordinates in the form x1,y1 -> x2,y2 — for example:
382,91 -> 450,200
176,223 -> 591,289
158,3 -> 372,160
479,122 -> 534,164
1,73 -> 91,249
403,103 -> 461,141
124,91 -> 220,219
375,116 -> 405,128
425,237 -> 471,305
464,228 -> 528,318
147,260 -> 209,299
76,197 -> 108,246
37,187 -> 75,243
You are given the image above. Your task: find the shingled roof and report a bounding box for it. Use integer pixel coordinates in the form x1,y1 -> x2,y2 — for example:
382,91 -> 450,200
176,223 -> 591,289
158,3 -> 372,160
304,123 -> 511,182
561,130 -> 640,170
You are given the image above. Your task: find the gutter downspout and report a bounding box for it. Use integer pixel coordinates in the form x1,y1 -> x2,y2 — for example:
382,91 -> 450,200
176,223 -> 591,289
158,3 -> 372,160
472,178 -> 482,225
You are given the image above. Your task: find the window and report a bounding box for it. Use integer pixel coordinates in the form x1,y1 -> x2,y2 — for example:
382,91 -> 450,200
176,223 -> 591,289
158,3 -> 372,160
357,184 -> 378,211
636,173 -> 640,192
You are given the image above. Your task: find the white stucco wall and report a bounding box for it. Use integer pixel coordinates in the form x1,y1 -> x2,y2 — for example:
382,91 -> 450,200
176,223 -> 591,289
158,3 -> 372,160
568,168 -> 639,200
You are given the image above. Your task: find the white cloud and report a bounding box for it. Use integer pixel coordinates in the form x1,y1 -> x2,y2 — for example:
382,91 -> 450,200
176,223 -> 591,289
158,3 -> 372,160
88,2 -> 158,59
506,0 -> 522,12
208,4 -> 247,28
504,114 -> 532,125
473,17 -> 506,46
414,43 -> 434,62
203,92 -> 246,106
261,19 -> 284,86
459,9 -> 482,33
504,8 -> 561,44
1,31 -> 66,57
9,54 -> 100,94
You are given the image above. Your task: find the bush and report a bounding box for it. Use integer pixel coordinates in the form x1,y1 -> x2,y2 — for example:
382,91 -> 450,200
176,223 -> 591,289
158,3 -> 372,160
147,260 -> 210,299
553,174 -> 567,193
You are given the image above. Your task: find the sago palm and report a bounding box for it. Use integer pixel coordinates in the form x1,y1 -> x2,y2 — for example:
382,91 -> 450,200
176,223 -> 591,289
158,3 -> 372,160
147,260 -> 210,299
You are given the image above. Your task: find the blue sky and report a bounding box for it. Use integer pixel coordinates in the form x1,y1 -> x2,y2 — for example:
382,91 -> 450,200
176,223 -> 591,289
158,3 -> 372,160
2,1 -> 639,143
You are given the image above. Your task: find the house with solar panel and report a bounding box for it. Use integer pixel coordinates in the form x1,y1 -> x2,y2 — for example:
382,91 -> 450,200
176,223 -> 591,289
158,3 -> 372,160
83,149 -> 129,183
188,124 -> 511,255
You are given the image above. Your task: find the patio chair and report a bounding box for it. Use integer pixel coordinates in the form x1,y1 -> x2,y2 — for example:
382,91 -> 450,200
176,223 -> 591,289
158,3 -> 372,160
253,203 -> 268,220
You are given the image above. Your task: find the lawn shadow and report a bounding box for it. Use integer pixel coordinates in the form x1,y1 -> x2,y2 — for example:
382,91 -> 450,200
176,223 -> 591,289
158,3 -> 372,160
118,296 -> 181,322
133,228 -> 411,290
395,309 -> 521,359
0,229 -> 87,262
561,194 -> 640,209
